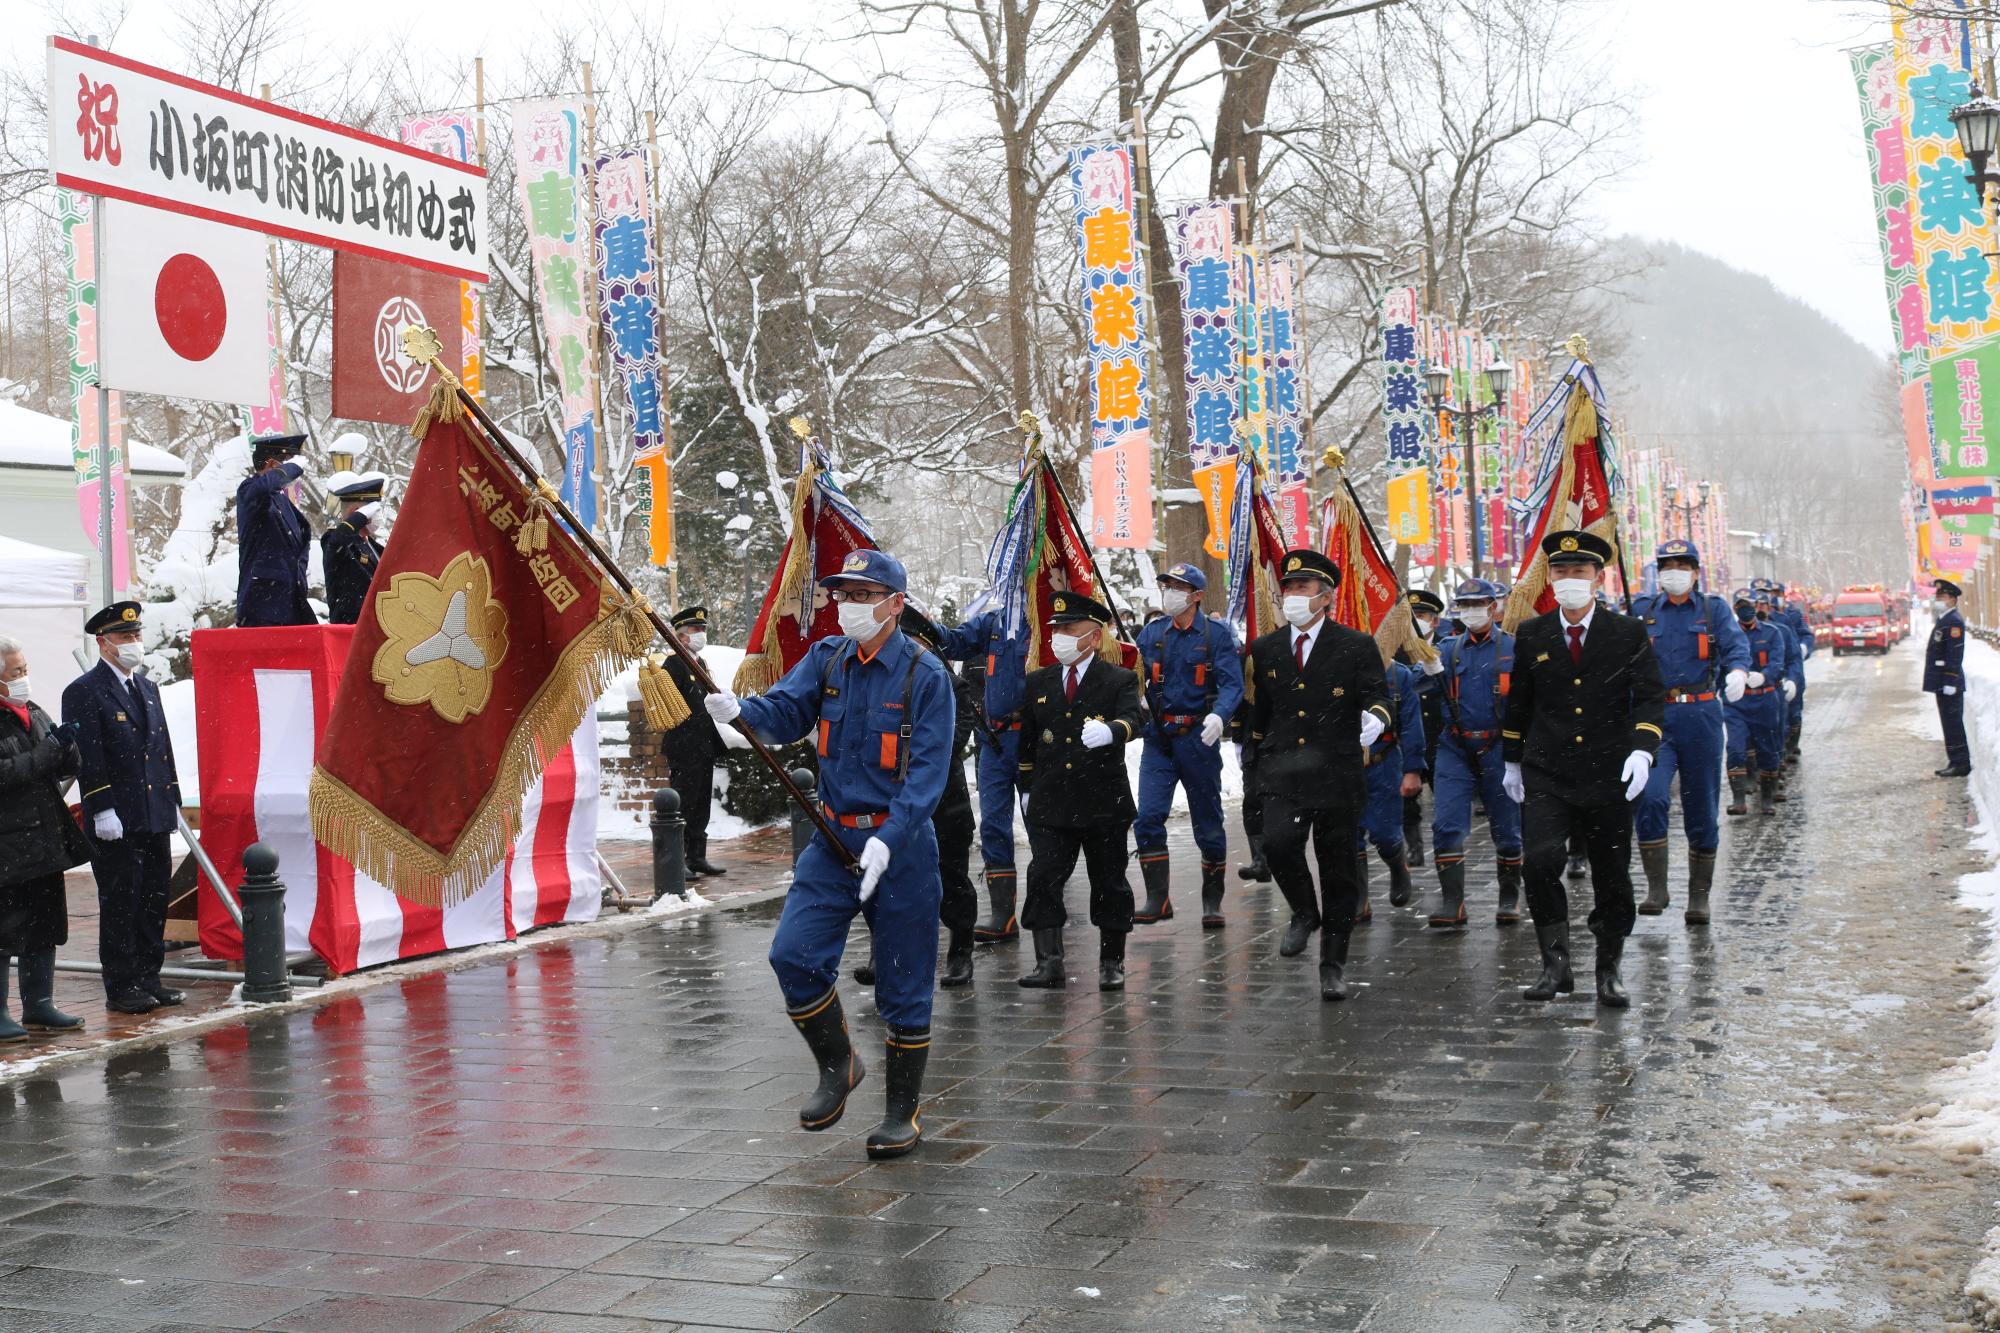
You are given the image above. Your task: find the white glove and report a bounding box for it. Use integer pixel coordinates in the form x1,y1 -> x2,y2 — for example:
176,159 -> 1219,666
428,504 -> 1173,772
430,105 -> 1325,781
1723,669 -> 1746,704
1746,671 -> 1765,688
1781,679 -> 1797,702
93,810 -> 123,842
716,723 -> 751,751
1080,719 -> 1114,749
703,691 -> 740,724
1943,684 -> 1959,696
1359,712 -> 1386,749
1199,713 -> 1225,747
1503,761 -> 1525,806
857,836 -> 890,902
1621,750 -> 1653,803
1421,656 -> 1444,677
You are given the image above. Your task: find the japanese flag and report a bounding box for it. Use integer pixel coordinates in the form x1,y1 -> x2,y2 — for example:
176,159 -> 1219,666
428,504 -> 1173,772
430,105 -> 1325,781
98,201 -> 270,406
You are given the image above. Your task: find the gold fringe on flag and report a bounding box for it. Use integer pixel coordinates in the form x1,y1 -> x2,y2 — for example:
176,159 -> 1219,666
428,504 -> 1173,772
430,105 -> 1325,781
732,451 -> 820,696
410,374 -> 467,438
1501,378 -> 1622,634
638,656 -> 693,732
515,479 -> 559,555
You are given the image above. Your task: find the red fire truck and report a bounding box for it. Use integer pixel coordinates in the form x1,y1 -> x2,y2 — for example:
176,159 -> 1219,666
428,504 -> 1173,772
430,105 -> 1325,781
1829,584 -> 1893,656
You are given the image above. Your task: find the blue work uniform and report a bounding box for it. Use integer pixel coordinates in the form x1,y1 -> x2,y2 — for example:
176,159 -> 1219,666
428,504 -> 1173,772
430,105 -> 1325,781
938,611 -> 1029,875
234,462 -> 317,628
1925,606 -> 1970,769
1777,604 -> 1814,741
737,632 -> 955,1031
1430,628 -> 1523,863
1724,614 -> 1788,778
1359,661 -> 1427,852
1133,613 -> 1244,866
1632,591 -> 1749,855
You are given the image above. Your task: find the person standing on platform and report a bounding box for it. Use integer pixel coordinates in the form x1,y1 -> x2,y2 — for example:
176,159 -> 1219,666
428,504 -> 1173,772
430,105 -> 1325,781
0,637 -> 87,1038
704,549 -> 954,1160
1244,549 -> 1392,1001
1132,562 -> 1243,929
1926,578 -> 1972,778
938,606 -> 1030,943
1427,579 -> 1523,928
62,603 -> 184,1016
1015,593 -> 1143,992
1723,588 -> 1790,824
1630,540 -> 1748,924
1501,532 -> 1665,1009
235,433 -> 317,629
661,608 -> 740,878
1356,654 -> 1426,918
1398,589 -> 1448,868
320,471 -> 387,626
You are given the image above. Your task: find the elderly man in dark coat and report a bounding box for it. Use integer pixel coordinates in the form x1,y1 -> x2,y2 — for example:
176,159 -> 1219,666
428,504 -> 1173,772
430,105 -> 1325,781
0,635 -> 88,1039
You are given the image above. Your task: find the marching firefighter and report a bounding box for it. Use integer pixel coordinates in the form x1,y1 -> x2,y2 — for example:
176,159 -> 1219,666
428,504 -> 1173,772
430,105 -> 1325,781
1132,562 -> 1243,929
1769,580 -> 1815,758
1751,587 -> 1802,800
937,607 -> 1031,942
898,605 -> 980,986
1427,578 -> 1524,928
1356,653 -> 1426,918
1398,589 -> 1448,867
320,471 -> 387,626
1724,588 -> 1790,824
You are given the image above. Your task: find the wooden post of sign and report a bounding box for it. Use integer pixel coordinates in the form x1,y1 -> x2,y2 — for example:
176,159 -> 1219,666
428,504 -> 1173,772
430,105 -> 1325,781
258,84 -> 290,437
1130,106 -> 1168,553
646,110 -> 681,605
580,62 -> 611,543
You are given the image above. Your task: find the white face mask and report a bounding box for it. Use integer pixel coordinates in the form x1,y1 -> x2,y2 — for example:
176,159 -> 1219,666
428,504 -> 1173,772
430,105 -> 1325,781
1657,569 -> 1695,598
1050,632 -> 1089,666
1457,606 -> 1491,631
1282,594 -> 1319,629
1414,615 -> 1436,639
1552,578 -> 1595,612
1161,588 -> 1192,617
1934,598 -> 1951,616
837,601 -> 884,642
3,676 -> 29,706
682,632 -> 706,653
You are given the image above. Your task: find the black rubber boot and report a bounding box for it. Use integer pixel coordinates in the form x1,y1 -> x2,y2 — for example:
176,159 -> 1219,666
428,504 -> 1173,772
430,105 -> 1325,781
1495,857 -> 1523,925
939,927 -> 974,988
865,1026 -> 929,1160
1098,933 -> 1126,992
1725,771 -> 1750,817
1236,835 -> 1271,882
1758,773 -> 1779,815
1383,844 -> 1414,908
851,943 -> 876,986
975,869 -> 1019,943
1017,929 -> 1066,988
18,952 -> 80,1032
1403,795 -> 1426,868
1278,912 -> 1319,958
1685,850 -> 1715,927
1199,860 -> 1225,929
1638,841 -> 1669,915
1429,859 -> 1467,928
1133,852 -> 1173,925
0,966 -> 27,1044
1319,929 -> 1350,1001
1594,932 -> 1630,1009
788,988 -> 864,1131
1523,919 -> 1575,1001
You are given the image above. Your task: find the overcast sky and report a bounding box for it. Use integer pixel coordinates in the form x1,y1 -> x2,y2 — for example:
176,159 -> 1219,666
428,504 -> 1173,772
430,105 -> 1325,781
26,0 -> 1901,354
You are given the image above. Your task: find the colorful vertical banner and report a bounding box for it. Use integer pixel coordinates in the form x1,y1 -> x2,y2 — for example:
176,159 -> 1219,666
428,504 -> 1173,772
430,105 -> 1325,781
1930,340 -> 2000,476
403,111 -> 486,399
1069,144 -> 1154,549
1169,201 -> 1239,558
1380,285 -> 1432,557
58,189 -> 130,592
511,100 -> 598,528
1385,467 -> 1433,546
1235,245 -> 1267,470
594,149 -> 672,565
1262,257 -> 1308,544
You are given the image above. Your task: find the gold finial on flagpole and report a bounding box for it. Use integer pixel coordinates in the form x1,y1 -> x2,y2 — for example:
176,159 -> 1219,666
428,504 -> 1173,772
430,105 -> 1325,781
787,416 -> 811,439
1320,444 -> 1346,473
1018,410 -> 1040,436
1564,332 -> 1591,363
401,325 -> 449,378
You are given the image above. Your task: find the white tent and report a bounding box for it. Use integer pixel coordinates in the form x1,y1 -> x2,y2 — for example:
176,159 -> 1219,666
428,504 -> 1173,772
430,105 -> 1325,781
0,536 -> 91,722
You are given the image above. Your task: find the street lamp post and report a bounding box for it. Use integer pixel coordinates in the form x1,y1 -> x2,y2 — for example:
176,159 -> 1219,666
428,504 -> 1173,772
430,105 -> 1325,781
1424,361 -> 1513,579
1663,479 -> 1713,543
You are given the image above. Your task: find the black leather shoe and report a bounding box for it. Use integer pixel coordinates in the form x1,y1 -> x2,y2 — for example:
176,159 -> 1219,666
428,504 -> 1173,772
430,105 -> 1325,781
1938,763 -> 1973,777
146,984 -> 185,1007
939,929 -> 974,988
686,857 -> 728,876
1278,913 -> 1318,958
106,990 -> 157,1015
1017,929 -> 1066,989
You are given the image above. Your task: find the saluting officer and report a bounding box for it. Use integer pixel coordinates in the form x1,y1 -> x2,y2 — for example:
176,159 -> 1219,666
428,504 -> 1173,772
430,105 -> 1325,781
1501,531 -> 1666,1008
1428,578 -> 1524,928
1927,578 -> 1971,777
1015,593 -> 1144,992
662,608 -> 737,877
1245,549 -> 1393,1002
320,471 -> 387,626
1398,589 -> 1448,867
703,549 -> 954,1160
937,606 -> 1031,942
1723,588 -> 1790,825
1356,653 -> 1426,916
1771,581 -> 1815,758
62,603 -> 184,1015
235,433 -> 317,629
1132,562 -> 1243,928
1630,540 -> 1748,923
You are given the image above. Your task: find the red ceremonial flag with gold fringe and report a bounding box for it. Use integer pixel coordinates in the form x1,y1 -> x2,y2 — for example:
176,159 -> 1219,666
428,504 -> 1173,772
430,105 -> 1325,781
733,441 -> 878,695
309,391 -> 650,907
1320,478 -> 1435,668
1502,355 -> 1622,632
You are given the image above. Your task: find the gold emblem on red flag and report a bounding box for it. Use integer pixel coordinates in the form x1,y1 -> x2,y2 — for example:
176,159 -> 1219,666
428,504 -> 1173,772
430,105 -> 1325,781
372,551 -> 511,723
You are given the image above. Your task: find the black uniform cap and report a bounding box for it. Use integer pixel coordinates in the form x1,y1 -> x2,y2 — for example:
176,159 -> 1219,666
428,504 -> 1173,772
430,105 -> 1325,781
898,604 -> 944,647
1405,589 -> 1445,616
1541,529 -> 1613,568
1277,548 -> 1342,589
1936,578 -> 1964,598
85,601 -> 143,636
251,432 -> 308,464
1048,591 -> 1113,626
669,606 -> 708,630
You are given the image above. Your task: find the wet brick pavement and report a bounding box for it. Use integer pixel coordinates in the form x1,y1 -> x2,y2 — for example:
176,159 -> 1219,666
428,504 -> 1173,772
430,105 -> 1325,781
0,644 -> 1993,1330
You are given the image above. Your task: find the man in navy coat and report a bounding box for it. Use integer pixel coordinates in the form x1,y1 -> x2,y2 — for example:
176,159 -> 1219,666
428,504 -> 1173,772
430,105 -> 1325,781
235,433 -> 317,628
62,602 -> 184,1014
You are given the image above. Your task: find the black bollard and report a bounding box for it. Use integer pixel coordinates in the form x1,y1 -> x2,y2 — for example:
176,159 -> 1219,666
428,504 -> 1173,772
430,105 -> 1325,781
652,788 -> 687,901
238,842 -> 292,1004
789,767 -> 817,865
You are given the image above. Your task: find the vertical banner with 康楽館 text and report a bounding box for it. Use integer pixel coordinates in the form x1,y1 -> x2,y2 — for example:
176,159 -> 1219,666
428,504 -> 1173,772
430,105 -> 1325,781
1235,245 -> 1266,472
1069,144 -> 1153,549
1262,257 -> 1309,545
58,188 -> 130,593
511,100 -> 598,528
1379,286 -> 1431,555
1169,201 -> 1238,558
594,149 -> 672,565
403,111 -> 487,399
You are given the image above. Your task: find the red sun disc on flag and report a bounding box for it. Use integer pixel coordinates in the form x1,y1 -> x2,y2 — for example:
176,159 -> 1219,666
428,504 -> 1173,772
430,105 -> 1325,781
154,252 -> 227,362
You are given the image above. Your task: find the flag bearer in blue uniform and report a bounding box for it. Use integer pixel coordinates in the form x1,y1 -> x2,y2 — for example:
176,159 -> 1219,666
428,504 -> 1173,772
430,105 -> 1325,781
1355,655 -> 1426,918
1630,540 -> 1749,924
1927,578 -> 1971,778
1398,589 -> 1448,867
1427,578 -> 1523,928
703,549 -> 954,1160
1723,588 -> 1790,828
1132,562 -> 1243,929
938,606 -> 1031,942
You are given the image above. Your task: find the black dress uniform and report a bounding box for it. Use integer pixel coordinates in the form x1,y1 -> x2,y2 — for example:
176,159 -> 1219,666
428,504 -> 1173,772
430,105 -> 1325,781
1502,532 -> 1665,1008
1016,593 -> 1143,992
235,434 -> 316,628
62,603 -> 184,1012
320,471 -> 386,626
1398,589 -> 1447,866
661,608 -> 728,876
1927,579 -> 1971,776
1245,549 -> 1393,1000
903,607 -> 979,987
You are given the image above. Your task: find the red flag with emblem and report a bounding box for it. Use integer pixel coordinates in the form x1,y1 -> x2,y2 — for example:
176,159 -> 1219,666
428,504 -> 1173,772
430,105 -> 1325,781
1321,479 -> 1435,668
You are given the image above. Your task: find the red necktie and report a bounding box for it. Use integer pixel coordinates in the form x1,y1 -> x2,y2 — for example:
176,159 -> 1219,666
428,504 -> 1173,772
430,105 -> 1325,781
1295,632 -> 1308,674
1065,665 -> 1078,701
1568,624 -> 1585,666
